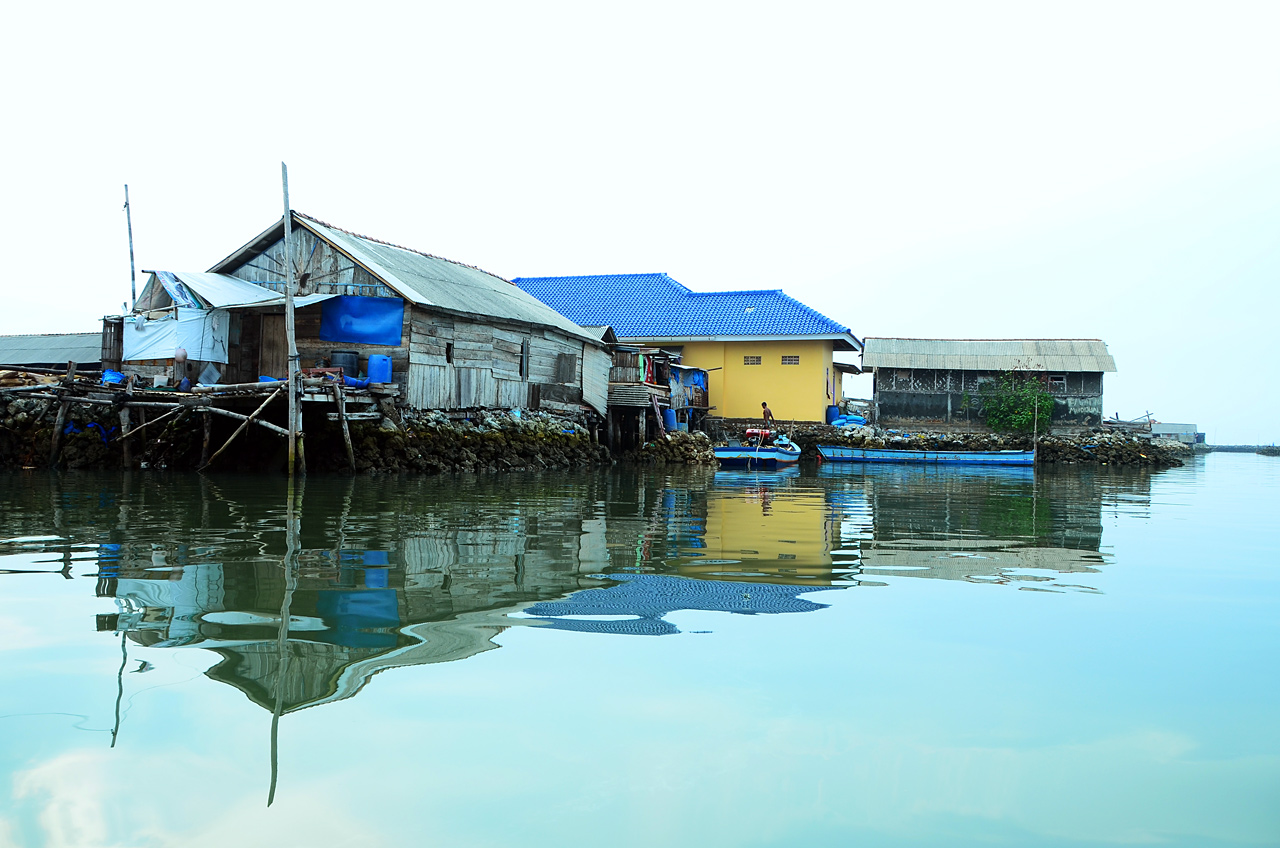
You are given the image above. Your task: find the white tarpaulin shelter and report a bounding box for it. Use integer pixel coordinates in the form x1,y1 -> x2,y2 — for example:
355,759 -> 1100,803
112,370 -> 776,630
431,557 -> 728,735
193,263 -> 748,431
123,308 -> 229,363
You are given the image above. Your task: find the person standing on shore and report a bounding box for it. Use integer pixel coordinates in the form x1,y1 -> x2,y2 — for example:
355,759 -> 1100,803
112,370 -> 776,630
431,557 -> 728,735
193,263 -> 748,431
762,402 -> 776,428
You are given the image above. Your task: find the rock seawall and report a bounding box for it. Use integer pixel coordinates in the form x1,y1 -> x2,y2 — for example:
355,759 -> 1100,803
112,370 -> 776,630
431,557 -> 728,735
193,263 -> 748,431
0,393 -> 610,473
714,420 -> 1184,467
627,431 -> 718,466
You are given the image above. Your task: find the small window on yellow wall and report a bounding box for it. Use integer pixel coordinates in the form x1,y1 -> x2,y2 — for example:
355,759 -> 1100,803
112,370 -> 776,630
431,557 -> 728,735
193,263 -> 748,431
781,355 -> 800,365
743,355 -> 762,365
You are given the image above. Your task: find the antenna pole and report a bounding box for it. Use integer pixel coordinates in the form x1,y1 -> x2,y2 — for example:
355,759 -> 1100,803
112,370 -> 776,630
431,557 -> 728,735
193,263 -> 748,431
282,164 -> 301,476
124,185 -> 137,309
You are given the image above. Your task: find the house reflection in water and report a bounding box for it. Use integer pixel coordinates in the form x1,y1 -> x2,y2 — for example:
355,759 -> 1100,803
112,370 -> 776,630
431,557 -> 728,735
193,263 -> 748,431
818,463 -> 1151,589
85,463 -> 1153,715
94,498 -> 617,714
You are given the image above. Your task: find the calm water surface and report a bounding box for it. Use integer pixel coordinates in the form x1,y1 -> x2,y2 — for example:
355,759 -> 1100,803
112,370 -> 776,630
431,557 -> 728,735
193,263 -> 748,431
1,455 -> 1276,847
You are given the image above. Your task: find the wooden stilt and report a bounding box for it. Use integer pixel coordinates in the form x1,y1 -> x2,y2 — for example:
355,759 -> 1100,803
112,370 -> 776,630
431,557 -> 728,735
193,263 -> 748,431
199,388 -> 283,471
47,361 -> 77,468
119,377 -> 134,469
49,398 -> 70,467
200,406 -> 212,467
334,383 -> 356,473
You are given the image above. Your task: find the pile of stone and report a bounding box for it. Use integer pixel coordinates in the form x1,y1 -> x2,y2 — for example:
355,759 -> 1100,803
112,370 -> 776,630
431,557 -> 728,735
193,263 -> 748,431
308,409 -> 611,474
0,394 -> 126,469
628,430 -> 718,466
1150,437 -> 1193,455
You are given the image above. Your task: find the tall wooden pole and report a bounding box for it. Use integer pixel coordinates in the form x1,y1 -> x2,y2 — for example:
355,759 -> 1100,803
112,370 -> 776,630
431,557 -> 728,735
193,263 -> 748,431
282,164 -> 301,476
124,185 -> 137,310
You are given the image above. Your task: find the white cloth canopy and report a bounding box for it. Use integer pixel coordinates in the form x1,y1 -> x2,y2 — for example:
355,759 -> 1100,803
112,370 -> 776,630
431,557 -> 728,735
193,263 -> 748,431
123,308 -> 230,363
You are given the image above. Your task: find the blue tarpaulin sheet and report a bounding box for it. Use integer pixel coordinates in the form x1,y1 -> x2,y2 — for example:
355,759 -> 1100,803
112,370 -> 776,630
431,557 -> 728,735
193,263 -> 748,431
319,296 -> 404,346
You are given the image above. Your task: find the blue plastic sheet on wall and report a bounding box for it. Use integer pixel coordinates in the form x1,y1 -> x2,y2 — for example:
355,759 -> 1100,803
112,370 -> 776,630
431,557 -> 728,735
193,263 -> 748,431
319,296 -> 404,346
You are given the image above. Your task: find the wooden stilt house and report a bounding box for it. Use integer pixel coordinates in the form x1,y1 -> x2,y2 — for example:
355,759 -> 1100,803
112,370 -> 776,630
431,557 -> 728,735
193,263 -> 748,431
104,212 -> 610,418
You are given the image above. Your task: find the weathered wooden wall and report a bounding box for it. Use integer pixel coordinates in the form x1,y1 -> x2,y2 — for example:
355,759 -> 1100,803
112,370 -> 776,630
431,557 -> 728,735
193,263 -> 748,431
225,225 -> 396,299
406,306 -> 599,412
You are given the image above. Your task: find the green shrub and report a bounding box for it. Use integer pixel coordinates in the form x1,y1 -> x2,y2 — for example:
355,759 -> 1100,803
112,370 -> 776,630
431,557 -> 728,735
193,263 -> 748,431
980,372 -> 1055,435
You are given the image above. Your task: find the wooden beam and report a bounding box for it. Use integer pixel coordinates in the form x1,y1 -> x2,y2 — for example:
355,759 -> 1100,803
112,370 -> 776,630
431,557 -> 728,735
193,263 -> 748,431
193,380 -> 287,394
201,404 -> 289,436
118,405 -> 184,440
326,411 -> 380,421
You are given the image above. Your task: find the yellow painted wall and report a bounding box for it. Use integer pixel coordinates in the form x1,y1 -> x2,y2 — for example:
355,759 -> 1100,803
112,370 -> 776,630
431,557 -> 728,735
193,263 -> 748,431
679,340 -> 836,421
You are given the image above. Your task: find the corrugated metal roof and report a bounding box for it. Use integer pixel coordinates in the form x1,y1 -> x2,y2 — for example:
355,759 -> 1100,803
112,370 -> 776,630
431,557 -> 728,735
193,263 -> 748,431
0,333 -> 101,366
862,338 -> 1116,372
294,217 -> 600,345
512,273 -> 861,350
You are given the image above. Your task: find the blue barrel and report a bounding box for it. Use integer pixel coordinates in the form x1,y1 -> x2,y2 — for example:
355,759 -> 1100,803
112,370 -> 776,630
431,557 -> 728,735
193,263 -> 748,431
676,422 -> 689,432
826,405 -> 840,424
367,354 -> 392,384
662,408 -> 677,431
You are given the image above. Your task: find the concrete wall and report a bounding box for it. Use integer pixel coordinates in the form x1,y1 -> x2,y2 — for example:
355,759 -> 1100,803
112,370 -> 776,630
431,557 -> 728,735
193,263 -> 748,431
679,339 -> 836,422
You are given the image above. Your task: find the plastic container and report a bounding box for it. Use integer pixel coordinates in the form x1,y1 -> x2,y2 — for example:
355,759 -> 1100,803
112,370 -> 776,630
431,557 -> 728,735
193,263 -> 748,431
331,350 -> 359,376
367,354 -> 392,384
676,422 -> 689,432
662,408 -> 677,431
826,405 -> 840,424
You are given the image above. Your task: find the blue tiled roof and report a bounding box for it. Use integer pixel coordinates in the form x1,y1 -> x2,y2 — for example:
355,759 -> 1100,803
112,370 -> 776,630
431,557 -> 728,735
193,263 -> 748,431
511,273 -> 854,340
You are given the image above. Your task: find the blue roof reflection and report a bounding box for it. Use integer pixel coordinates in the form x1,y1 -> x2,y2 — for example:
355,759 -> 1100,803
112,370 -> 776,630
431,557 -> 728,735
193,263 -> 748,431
523,573 -> 842,636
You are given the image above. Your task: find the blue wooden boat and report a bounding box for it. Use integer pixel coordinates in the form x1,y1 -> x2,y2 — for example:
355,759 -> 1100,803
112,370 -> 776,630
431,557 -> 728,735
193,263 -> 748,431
715,435 -> 801,468
816,445 -> 1035,466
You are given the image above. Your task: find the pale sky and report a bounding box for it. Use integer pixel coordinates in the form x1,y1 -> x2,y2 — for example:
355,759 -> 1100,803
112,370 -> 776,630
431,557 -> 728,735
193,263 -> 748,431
3,1 -> 1276,442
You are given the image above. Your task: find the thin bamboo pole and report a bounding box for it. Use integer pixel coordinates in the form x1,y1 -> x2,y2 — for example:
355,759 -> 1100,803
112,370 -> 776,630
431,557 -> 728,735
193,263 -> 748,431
124,185 -> 137,310
282,163 -> 301,477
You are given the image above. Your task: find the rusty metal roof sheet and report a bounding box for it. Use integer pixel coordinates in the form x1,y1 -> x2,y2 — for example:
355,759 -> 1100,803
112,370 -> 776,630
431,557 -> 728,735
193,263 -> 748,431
862,338 -> 1116,372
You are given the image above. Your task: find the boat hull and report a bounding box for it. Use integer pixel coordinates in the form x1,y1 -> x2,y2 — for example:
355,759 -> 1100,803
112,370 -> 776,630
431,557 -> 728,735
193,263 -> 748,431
714,446 -> 802,468
816,446 -> 1035,466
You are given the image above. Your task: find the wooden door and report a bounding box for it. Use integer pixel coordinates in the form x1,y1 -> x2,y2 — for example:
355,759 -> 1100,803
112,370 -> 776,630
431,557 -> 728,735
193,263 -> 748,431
260,315 -> 287,379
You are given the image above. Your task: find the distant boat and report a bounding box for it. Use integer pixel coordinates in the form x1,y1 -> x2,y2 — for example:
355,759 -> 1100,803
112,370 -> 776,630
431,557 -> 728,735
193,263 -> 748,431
816,445 -> 1035,466
715,435 -> 802,468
